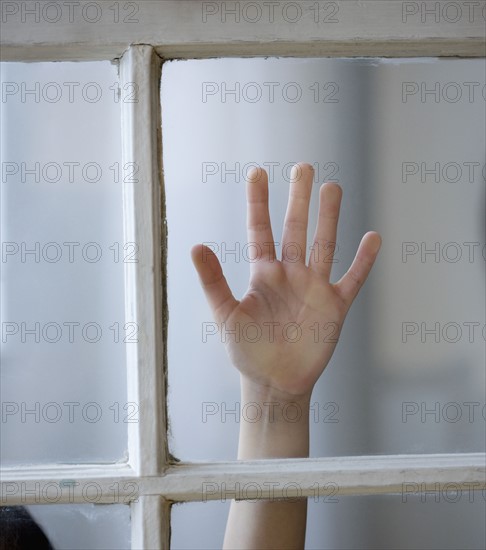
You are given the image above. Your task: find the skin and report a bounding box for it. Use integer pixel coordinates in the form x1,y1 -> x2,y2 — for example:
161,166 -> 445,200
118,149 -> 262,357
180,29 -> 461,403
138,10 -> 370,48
191,162 -> 382,550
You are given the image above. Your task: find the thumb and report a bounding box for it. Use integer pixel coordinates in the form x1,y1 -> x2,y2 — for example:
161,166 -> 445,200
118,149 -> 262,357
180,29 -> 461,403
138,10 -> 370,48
191,244 -> 238,324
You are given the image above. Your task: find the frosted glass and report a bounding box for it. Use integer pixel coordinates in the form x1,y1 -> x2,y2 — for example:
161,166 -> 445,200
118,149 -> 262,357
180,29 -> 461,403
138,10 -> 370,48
18,504 -> 130,549
1,61 -> 129,464
171,494 -> 486,550
161,58 -> 485,460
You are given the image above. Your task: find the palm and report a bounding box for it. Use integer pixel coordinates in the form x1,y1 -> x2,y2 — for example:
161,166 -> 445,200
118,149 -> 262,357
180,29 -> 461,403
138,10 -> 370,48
192,163 -> 381,398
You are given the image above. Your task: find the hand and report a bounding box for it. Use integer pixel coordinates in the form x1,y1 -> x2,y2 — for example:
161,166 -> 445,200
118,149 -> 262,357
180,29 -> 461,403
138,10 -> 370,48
191,163 -> 381,401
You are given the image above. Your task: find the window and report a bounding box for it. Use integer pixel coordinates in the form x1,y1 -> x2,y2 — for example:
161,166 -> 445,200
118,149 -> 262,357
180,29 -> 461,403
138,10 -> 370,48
163,55 -> 485,549
1,2 -> 485,548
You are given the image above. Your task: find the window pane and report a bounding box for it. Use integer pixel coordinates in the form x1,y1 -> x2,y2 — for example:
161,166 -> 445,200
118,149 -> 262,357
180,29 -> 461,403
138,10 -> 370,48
161,58 -> 485,460
1,504 -> 130,549
1,61 -> 129,464
171,494 -> 485,550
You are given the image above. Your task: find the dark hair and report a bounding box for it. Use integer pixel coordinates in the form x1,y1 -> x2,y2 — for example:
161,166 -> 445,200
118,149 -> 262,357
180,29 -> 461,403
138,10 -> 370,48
0,506 -> 53,550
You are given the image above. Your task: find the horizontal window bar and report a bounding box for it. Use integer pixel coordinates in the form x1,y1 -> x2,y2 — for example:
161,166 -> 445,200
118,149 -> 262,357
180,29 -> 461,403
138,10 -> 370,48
1,453 -> 484,505
1,1 -> 485,61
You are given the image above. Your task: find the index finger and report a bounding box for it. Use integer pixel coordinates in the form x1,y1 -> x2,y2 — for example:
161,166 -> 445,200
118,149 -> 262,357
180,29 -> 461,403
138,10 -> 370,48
246,167 -> 276,265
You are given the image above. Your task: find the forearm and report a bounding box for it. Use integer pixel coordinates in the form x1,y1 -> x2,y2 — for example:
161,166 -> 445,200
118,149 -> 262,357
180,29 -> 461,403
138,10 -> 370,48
223,376 -> 310,550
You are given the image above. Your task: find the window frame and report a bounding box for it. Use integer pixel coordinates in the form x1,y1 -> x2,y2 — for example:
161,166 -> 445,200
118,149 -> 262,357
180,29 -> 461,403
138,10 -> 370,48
1,1 -> 485,549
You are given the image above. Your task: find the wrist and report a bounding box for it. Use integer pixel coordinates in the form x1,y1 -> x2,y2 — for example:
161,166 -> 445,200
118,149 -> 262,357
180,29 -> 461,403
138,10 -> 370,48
237,375 -> 311,459
240,375 -> 313,406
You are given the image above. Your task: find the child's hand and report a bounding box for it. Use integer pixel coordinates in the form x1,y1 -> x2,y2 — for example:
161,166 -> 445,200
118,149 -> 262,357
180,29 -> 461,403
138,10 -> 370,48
192,163 -> 381,402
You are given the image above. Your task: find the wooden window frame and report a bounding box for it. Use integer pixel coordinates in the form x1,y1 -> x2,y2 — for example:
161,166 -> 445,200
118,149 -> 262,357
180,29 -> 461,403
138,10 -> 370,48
1,1 -> 485,548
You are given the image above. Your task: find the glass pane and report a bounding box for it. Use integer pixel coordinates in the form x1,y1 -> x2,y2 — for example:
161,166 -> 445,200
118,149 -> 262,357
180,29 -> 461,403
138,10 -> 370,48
1,504 -> 130,549
171,494 -> 486,550
1,61 -> 129,464
161,58 -> 485,459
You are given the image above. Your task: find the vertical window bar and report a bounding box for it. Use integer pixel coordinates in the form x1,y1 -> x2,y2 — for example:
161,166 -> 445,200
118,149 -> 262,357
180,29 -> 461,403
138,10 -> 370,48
120,45 -> 168,477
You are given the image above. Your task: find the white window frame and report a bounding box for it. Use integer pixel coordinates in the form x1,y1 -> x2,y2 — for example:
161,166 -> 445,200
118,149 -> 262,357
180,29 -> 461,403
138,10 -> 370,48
1,1 -> 485,548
